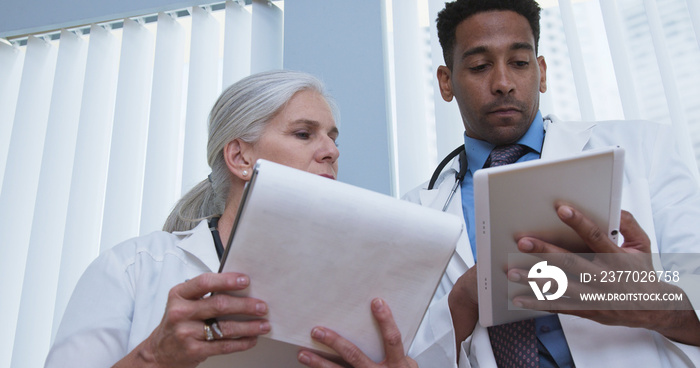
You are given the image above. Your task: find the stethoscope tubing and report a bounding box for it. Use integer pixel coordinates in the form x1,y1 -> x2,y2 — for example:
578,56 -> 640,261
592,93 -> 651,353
429,146 -> 468,212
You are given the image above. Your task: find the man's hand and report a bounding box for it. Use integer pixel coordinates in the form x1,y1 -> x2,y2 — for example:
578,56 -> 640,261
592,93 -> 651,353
510,204 -> 700,346
447,266 -> 479,353
297,298 -> 418,368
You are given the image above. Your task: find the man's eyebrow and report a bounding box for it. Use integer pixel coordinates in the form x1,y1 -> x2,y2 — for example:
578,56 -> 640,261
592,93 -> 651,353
460,46 -> 488,60
460,42 -> 535,61
511,42 -> 534,52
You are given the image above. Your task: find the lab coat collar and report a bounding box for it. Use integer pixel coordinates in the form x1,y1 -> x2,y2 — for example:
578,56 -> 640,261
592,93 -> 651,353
542,114 -> 596,159
173,220 -> 221,272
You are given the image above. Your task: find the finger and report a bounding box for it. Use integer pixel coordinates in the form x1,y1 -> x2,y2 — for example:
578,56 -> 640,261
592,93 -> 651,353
517,237 -> 598,276
618,210 -> 651,253
370,298 -> 405,364
215,318 -> 271,338
160,318 -> 259,349
555,204 -> 620,254
176,272 -> 252,300
200,336 -> 259,356
506,268 -> 529,285
189,319 -> 261,356
517,237 -> 571,255
194,293 -> 268,320
297,350 -> 344,368
310,327 -> 373,367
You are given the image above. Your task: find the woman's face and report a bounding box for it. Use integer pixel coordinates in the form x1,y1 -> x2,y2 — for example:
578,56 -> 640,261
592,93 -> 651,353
249,90 -> 339,179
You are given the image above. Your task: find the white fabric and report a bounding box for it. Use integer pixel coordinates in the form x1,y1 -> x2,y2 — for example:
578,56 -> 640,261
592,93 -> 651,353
45,220 -> 218,367
406,116 -> 700,368
45,219 -> 312,367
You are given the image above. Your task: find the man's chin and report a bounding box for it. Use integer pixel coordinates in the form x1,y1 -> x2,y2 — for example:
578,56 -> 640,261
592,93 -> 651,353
486,125 -> 530,146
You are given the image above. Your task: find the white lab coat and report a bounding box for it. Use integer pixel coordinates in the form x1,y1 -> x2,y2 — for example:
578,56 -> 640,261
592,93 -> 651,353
406,116 -> 700,368
45,220 -> 309,367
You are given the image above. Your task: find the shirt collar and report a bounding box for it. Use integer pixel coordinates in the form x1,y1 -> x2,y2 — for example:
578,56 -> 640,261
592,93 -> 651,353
174,219 -> 221,272
463,111 -> 545,172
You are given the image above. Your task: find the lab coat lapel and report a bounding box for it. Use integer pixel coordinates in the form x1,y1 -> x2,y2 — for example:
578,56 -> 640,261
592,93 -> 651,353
418,157 -> 473,276
541,115 -> 596,159
175,220 -> 221,272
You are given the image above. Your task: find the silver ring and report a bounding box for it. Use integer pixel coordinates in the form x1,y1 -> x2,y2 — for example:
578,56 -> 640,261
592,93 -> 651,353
210,320 -> 224,339
204,323 -> 214,341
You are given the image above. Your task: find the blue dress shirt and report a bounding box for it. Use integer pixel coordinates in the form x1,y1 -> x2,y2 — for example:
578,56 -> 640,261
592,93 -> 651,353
459,111 -> 575,368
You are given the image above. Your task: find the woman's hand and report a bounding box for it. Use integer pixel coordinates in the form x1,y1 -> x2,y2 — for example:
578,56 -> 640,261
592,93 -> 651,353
296,298 -> 418,368
115,272 -> 270,368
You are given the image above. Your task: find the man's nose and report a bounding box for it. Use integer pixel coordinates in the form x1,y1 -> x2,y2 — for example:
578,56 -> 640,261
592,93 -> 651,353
491,64 -> 516,95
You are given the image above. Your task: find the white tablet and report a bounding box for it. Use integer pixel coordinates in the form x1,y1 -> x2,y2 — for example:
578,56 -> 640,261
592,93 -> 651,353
216,159 -> 461,363
474,147 -> 624,327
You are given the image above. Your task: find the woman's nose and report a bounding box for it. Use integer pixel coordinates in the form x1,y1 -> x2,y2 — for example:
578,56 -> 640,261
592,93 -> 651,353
318,136 -> 339,163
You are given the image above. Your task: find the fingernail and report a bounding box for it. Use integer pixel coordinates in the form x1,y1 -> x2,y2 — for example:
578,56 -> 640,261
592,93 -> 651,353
513,299 -> 524,308
311,327 -> 325,339
260,321 -> 271,333
559,205 -> 573,219
256,302 -> 267,314
508,271 -> 521,282
372,298 -> 385,312
520,239 -> 534,251
298,352 -> 311,364
237,276 -> 249,287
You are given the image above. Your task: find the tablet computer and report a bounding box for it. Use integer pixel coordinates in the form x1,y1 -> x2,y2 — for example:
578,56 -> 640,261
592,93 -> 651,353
474,147 -> 624,327
216,159 -> 461,363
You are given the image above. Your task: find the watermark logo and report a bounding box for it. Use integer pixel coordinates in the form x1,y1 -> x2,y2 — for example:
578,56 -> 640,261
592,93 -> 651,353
528,261 -> 568,300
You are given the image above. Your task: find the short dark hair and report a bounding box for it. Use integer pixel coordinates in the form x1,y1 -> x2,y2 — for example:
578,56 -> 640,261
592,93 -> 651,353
437,0 -> 542,69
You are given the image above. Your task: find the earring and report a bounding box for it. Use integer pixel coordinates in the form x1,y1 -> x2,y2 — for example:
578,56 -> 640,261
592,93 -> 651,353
242,170 -> 248,177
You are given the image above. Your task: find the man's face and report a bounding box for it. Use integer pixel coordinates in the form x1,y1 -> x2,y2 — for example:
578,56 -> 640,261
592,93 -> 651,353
437,10 -> 547,146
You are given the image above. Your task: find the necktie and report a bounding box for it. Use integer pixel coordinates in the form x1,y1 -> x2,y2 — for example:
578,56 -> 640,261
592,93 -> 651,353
483,144 -> 529,168
483,144 -> 539,368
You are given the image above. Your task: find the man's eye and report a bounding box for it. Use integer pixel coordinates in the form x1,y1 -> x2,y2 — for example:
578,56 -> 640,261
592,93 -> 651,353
469,64 -> 488,72
514,61 -> 529,67
295,131 -> 310,139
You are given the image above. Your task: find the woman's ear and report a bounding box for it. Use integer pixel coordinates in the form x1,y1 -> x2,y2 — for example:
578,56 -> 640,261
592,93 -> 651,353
224,139 -> 254,181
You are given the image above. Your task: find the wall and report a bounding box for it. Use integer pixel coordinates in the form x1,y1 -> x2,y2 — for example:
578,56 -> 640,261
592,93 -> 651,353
284,0 -> 394,195
0,0 -> 214,38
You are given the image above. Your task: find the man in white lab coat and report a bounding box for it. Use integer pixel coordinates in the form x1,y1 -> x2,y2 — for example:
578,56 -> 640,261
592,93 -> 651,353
405,0 -> 700,367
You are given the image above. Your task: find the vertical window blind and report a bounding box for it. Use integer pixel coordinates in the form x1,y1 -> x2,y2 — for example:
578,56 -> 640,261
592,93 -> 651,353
0,2 -> 283,367
534,0 -> 700,178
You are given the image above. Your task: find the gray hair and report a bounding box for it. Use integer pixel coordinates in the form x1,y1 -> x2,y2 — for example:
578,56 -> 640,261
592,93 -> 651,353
163,70 -> 339,232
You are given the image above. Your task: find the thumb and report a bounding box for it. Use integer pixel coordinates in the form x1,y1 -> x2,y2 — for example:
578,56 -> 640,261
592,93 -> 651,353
619,210 -> 651,253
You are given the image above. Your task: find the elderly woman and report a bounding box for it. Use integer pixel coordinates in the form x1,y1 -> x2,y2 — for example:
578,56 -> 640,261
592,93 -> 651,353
45,70 -> 416,368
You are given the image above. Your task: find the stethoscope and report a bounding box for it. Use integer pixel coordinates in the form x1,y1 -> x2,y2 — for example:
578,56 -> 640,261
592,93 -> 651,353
428,144 -> 468,212
429,117 -> 549,212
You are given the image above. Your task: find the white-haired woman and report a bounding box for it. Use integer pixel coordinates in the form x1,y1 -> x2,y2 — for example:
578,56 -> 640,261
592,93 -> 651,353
45,70 -> 416,368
